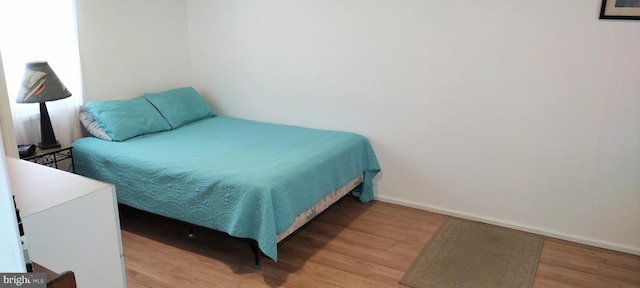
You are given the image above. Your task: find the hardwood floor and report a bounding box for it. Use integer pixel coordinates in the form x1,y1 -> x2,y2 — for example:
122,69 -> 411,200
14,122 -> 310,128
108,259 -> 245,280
120,197 -> 640,288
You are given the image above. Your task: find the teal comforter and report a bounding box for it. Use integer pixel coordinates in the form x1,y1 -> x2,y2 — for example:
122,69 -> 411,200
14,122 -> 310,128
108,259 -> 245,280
73,116 -> 380,261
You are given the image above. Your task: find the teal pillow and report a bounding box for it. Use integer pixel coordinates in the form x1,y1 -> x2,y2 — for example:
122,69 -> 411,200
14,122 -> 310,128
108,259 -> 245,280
84,96 -> 171,141
144,87 -> 215,129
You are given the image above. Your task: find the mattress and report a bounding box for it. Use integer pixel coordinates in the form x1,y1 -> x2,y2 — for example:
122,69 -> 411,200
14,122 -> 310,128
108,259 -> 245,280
73,116 -> 380,261
276,173 -> 363,242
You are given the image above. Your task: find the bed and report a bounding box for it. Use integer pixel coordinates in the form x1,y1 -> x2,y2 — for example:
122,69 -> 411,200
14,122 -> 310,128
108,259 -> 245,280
72,87 -> 381,264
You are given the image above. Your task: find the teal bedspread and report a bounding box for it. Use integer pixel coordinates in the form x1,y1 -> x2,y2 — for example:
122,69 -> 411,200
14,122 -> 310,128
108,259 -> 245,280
72,116 -> 380,261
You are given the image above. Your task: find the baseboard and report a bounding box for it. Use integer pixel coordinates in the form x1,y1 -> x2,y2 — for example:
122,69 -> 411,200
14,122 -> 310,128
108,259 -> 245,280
375,195 -> 640,256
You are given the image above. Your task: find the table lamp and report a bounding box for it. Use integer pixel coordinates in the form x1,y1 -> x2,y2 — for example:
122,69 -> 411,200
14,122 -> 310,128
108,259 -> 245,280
16,61 -> 71,149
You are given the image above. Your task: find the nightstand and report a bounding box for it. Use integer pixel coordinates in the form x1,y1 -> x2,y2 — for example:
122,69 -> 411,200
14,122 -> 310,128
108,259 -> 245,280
22,145 -> 73,173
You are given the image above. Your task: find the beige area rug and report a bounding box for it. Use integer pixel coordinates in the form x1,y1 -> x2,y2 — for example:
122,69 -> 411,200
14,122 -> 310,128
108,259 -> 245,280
400,217 -> 543,288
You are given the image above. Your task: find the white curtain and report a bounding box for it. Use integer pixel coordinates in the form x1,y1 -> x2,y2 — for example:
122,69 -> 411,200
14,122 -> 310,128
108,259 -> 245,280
0,0 -> 83,147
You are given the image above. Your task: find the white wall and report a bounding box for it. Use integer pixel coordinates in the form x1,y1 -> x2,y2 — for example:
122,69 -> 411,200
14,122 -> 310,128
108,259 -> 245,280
75,0 -> 192,102
0,52 -> 26,272
185,0 -> 640,254
0,51 -> 18,158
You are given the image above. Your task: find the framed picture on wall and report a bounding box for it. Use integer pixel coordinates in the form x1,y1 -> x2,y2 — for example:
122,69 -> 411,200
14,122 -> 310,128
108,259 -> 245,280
600,0 -> 640,20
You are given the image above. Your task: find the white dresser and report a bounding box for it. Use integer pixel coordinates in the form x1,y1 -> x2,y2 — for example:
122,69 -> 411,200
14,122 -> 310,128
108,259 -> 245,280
8,158 -> 127,288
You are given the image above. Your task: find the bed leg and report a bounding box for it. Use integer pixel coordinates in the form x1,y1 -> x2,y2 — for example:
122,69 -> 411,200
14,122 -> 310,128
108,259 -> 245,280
188,226 -> 195,238
249,240 -> 261,270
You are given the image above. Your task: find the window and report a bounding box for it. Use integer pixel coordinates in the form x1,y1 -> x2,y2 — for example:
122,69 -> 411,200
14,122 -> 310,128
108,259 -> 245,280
0,0 -> 83,146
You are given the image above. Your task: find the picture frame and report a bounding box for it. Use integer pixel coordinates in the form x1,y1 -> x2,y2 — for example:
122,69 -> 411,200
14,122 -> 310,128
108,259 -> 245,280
600,0 -> 640,20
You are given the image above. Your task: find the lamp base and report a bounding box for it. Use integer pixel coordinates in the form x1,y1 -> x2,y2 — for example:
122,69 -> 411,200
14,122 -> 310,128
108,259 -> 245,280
38,141 -> 61,150
38,102 -> 61,150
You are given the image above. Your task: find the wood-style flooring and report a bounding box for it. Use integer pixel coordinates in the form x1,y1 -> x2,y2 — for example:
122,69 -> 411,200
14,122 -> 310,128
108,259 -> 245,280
120,197 -> 640,288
